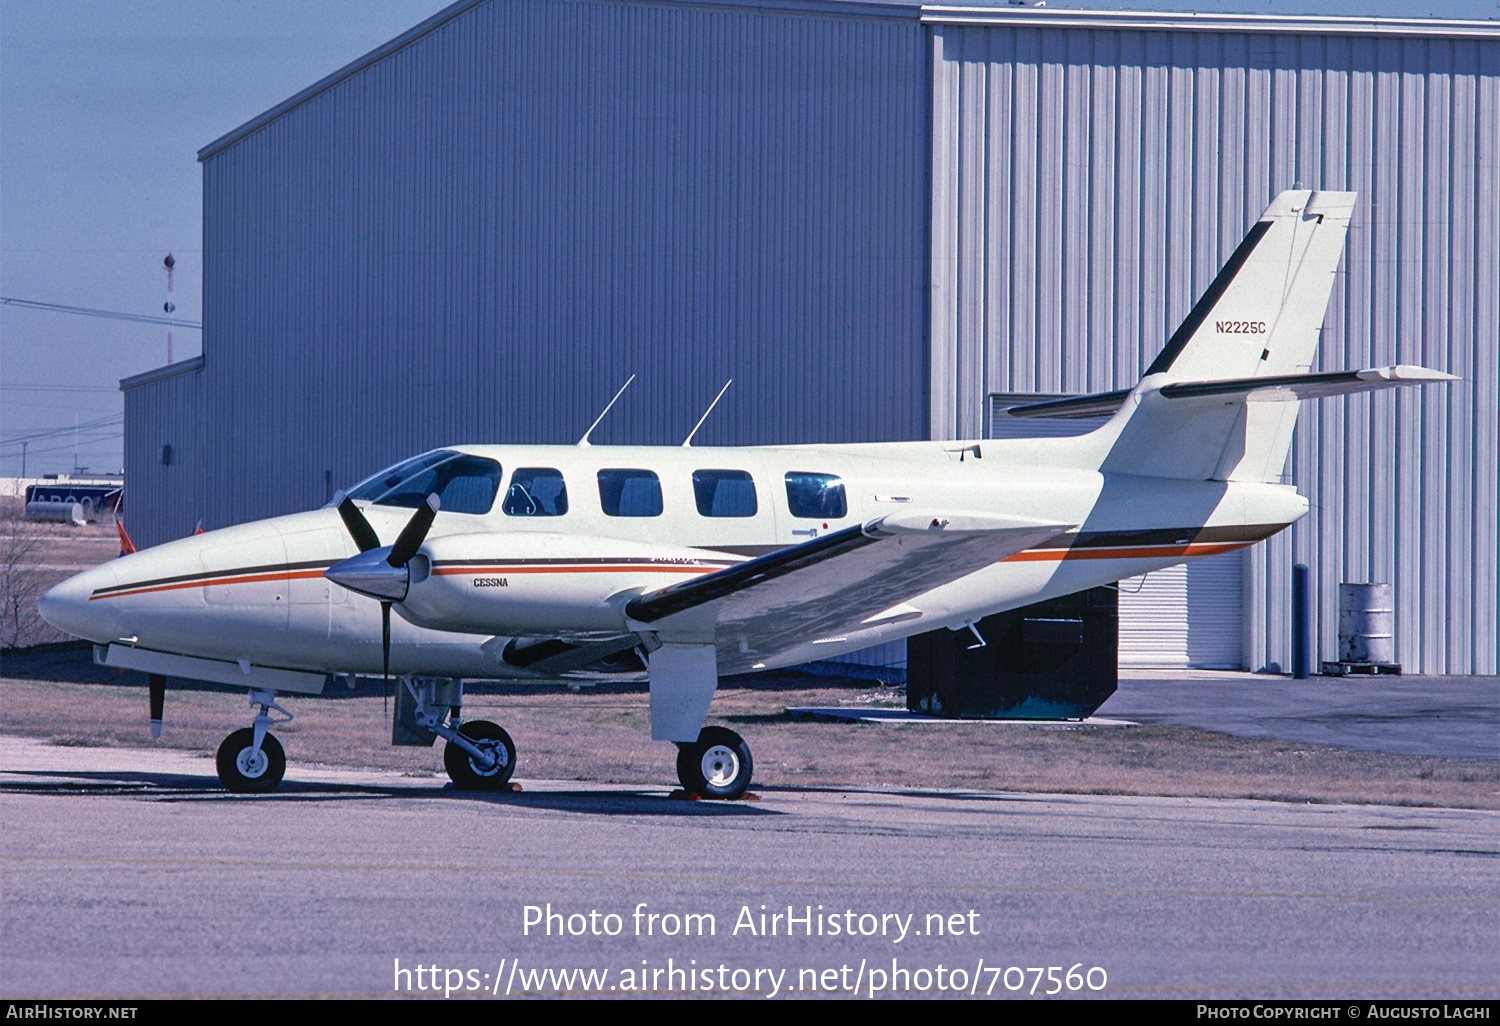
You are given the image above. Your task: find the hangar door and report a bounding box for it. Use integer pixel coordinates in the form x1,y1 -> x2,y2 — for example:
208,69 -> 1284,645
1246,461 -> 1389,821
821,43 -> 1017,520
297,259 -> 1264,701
987,396 -> 1246,669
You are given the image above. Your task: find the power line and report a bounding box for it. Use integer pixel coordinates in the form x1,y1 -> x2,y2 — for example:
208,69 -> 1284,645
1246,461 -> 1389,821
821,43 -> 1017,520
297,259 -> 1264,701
3,432 -> 125,459
1,296 -> 202,329
1,414 -> 124,446
0,384 -> 120,393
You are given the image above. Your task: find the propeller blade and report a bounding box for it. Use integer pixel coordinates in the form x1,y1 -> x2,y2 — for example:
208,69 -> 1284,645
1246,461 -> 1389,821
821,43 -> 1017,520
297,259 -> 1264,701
337,495 -> 382,553
381,601 -> 391,725
388,493 -> 440,567
148,673 -> 165,740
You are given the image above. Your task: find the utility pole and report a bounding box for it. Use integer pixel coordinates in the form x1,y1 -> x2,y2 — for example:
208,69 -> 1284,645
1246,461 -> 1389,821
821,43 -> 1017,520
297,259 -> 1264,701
21,441 -> 27,479
164,253 -> 176,365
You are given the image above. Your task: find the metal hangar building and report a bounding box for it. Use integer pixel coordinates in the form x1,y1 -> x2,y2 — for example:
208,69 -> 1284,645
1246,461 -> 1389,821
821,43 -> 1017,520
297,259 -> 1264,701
122,0 -> 1500,675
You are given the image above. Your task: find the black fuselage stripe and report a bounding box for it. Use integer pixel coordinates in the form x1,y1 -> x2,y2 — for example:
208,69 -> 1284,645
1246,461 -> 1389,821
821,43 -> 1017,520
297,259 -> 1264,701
94,527 -> 1280,599
93,556 -> 736,597
429,557 -> 736,568
1028,523 -> 1284,551
91,558 -> 338,596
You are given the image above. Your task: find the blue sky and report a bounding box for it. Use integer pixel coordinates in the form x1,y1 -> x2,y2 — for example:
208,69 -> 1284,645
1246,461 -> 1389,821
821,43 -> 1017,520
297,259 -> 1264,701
1,0 -> 1495,476
1,0 -> 450,476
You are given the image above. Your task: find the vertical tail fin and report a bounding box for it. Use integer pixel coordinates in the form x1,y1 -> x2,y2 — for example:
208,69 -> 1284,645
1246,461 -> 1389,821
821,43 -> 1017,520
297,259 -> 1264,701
1000,190 -> 1451,483
1102,189 -> 1355,481
1143,189 -> 1355,384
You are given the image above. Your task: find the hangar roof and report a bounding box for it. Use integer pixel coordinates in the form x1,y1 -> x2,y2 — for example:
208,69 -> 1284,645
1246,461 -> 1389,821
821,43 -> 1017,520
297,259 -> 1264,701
198,0 -> 1500,163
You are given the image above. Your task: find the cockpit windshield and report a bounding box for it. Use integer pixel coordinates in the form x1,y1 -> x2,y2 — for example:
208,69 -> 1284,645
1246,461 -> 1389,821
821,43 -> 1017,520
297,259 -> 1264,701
347,450 -> 503,515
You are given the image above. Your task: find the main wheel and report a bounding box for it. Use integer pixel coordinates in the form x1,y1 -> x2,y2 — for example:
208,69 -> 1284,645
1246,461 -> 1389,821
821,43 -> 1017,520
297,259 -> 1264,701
215,728 -> 286,794
676,726 -> 753,800
444,720 -> 516,790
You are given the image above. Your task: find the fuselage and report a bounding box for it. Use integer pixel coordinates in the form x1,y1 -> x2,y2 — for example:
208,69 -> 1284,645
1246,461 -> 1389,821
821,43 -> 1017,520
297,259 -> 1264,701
40,440 -> 1306,680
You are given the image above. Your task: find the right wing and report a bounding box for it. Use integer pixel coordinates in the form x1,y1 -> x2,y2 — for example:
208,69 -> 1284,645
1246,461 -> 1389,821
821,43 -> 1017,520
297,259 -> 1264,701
625,511 -> 1073,661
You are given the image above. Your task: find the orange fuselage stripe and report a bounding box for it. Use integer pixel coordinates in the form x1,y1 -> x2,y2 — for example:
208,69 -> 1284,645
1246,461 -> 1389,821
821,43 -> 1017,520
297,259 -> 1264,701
432,565 -> 712,576
90,541 -> 1254,601
90,569 -> 328,601
1003,541 -> 1250,562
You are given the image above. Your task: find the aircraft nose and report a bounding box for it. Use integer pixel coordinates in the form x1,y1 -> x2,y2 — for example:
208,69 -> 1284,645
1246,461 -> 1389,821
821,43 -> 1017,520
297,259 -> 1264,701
38,563 -> 120,642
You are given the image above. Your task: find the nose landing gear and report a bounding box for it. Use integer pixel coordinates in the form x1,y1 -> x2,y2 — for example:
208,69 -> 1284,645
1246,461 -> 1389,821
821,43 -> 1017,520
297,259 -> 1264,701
215,688 -> 292,793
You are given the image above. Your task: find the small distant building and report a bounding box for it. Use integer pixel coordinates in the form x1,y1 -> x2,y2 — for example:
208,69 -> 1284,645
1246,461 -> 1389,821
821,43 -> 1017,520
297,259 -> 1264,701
123,0 -> 1500,674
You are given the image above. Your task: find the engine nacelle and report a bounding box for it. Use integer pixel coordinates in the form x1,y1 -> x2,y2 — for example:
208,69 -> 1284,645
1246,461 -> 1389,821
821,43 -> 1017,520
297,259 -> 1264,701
395,532 -> 737,636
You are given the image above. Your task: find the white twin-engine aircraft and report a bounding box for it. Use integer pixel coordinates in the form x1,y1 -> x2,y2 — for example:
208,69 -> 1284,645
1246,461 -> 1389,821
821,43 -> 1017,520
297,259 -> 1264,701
40,190 -> 1454,798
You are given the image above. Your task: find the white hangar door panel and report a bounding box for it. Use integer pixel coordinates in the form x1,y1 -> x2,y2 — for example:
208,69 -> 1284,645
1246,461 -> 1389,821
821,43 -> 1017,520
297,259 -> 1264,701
1117,552 -> 1245,669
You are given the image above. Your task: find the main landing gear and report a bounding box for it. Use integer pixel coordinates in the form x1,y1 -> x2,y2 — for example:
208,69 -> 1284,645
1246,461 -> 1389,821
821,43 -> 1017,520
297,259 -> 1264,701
442,720 -> 516,790
209,678 -> 751,798
675,726 -> 753,800
400,678 -> 516,791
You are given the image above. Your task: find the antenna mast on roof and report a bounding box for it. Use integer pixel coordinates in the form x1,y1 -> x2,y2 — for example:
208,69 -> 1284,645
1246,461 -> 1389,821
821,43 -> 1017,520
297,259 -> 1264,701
682,380 -> 733,447
577,375 -> 636,447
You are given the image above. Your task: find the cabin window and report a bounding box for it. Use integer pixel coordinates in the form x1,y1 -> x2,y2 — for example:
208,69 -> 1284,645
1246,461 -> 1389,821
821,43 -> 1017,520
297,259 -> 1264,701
785,472 -> 846,519
348,450 -> 503,515
692,470 -> 757,518
503,468 -> 569,517
598,469 -> 663,517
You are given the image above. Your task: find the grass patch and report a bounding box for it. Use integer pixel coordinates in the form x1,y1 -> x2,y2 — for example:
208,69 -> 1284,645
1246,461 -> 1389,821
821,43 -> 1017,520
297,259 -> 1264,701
1,674 -> 1496,809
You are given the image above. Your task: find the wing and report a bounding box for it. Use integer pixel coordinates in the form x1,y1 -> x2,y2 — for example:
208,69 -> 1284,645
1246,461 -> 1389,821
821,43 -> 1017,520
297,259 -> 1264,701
625,511 -> 1072,662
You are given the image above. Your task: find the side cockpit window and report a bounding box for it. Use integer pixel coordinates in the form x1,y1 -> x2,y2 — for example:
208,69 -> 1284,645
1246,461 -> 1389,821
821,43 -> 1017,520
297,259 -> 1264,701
692,470 -> 757,518
598,469 -> 663,517
503,468 -> 569,516
348,451 -> 503,515
785,472 -> 846,519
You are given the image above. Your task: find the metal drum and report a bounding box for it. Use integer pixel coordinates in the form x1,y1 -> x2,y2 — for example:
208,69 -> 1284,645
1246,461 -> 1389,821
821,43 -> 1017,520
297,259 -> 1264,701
1338,583 -> 1395,665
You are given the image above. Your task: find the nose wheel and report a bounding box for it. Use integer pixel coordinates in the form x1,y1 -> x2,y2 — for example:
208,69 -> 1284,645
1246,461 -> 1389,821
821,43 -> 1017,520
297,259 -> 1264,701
215,688 -> 294,794
216,727 -> 286,793
675,726 -> 753,800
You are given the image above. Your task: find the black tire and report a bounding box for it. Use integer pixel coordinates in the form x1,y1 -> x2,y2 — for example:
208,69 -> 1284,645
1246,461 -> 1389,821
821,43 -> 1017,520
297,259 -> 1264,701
675,726 -> 753,800
215,727 -> 286,794
444,720 -> 516,790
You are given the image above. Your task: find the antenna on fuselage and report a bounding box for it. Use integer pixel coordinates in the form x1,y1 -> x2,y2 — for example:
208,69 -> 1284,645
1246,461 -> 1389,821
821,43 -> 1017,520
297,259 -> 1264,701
576,374 -> 636,447
681,379 -> 733,447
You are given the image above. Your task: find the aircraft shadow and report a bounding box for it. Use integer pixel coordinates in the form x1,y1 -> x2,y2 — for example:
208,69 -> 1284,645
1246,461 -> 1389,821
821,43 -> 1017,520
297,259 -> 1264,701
0,769 -> 779,817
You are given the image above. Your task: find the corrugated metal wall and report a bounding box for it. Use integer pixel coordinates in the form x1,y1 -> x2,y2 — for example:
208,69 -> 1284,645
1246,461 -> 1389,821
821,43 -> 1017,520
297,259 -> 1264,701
122,362 -> 205,544
127,1 -> 1498,676
136,0 -> 927,548
929,21 -> 1500,673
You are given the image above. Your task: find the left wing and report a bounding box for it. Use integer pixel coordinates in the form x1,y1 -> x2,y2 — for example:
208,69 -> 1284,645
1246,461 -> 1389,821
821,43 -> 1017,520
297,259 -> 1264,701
625,511 -> 1072,661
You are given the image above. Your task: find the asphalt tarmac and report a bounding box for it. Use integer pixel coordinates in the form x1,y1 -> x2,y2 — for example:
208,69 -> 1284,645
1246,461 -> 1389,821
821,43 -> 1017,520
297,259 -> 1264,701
1,736 -> 1495,1000
1101,672 -> 1500,762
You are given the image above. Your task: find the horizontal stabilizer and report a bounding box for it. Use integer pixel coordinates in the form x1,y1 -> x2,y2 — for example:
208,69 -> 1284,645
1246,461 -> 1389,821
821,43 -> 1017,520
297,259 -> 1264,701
1158,365 -> 1458,402
1003,389 -> 1131,421
1002,366 -> 1454,422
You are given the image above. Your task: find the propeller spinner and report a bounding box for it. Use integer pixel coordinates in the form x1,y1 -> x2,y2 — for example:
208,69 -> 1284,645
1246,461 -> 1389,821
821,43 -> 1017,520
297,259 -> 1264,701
324,493 -> 442,714
324,493 -> 440,602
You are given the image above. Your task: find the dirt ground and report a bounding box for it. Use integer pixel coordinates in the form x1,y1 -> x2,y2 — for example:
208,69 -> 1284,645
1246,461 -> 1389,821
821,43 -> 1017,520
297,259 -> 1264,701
2,644 -> 1495,808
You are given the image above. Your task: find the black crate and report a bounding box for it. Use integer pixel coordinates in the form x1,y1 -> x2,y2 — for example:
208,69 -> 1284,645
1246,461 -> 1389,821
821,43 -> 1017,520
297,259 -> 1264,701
906,587 -> 1118,720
